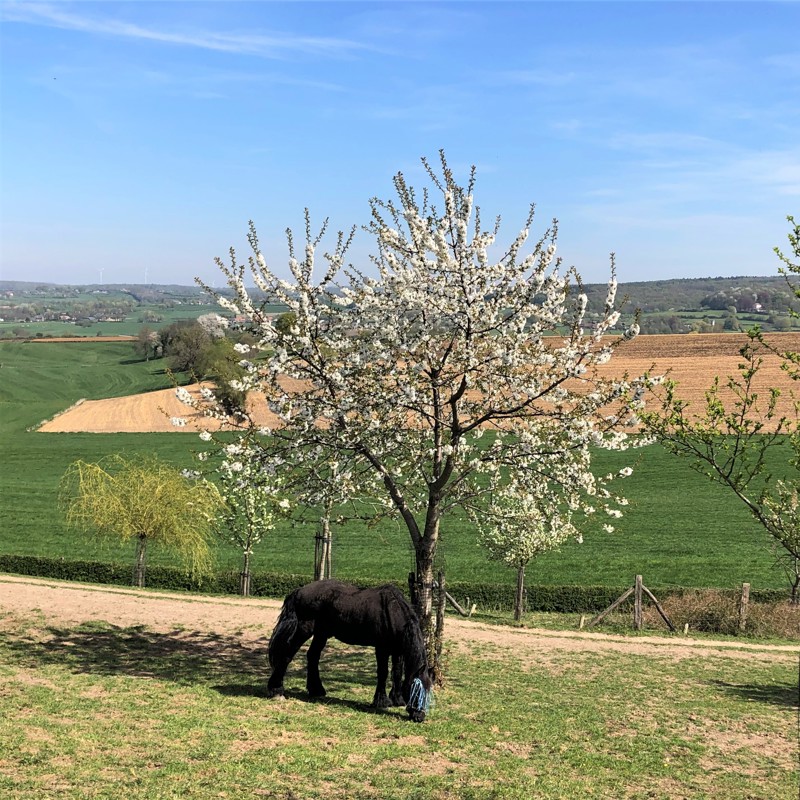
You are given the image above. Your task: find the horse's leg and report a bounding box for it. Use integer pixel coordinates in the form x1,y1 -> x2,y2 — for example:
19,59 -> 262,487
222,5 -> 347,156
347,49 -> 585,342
267,621 -> 313,698
372,648 -> 391,709
306,630 -> 329,698
388,653 -> 405,706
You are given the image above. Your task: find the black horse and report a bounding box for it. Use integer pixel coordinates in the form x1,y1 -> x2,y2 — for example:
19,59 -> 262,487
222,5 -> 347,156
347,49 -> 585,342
267,580 -> 434,722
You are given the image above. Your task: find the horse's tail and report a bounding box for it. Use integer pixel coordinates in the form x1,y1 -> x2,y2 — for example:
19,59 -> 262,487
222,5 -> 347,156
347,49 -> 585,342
268,588 -> 300,669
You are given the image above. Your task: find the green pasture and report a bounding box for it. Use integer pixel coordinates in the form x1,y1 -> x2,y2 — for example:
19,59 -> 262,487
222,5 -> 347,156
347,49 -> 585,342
0,340 -> 796,595
1,604 -> 796,799
0,301 -> 289,340
0,303 -> 223,339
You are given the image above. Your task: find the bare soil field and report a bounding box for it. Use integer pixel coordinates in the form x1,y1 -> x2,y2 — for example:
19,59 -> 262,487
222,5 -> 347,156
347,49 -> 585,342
37,332 -> 800,433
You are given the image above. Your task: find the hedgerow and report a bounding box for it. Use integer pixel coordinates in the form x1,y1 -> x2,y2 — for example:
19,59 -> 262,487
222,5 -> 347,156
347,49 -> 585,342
0,554 -> 785,612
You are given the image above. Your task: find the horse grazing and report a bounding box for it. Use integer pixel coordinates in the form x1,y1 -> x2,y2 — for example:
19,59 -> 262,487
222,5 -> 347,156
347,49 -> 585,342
267,580 -> 434,722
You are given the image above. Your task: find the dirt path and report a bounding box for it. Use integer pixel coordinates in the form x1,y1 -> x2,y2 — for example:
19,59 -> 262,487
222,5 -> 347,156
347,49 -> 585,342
2,574 -> 797,666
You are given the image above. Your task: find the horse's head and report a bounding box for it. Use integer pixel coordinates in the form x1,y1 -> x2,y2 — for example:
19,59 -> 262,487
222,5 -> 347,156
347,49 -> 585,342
405,667 -> 435,723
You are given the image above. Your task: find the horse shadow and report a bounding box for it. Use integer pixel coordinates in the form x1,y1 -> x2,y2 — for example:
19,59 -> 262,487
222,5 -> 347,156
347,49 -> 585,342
214,684 -> 377,714
5,620 -> 383,708
709,679 -> 799,708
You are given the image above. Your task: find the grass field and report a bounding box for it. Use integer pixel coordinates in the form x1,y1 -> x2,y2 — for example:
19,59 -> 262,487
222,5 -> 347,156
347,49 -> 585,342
1,582 -> 797,800
0,302 -> 289,340
0,338 -> 797,595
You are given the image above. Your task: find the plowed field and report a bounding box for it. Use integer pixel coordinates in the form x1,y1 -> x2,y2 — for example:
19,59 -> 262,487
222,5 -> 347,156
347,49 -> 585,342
37,333 -> 800,433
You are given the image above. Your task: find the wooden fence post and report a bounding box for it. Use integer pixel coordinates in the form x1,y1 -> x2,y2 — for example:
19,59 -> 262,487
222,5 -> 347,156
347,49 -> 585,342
738,583 -> 750,633
436,571 -> 446,669
634,574 -> 643,631
588,575 -> 674,632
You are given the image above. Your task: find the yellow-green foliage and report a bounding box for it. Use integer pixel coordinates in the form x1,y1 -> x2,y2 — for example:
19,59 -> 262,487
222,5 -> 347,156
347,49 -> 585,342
60,454 -> 222,580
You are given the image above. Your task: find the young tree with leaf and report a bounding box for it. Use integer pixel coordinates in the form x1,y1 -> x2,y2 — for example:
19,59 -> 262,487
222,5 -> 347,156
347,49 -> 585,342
60,454 -> 222,588
192,153 -> 642,672
641,221 -> 800,602
775,214 -> 799,304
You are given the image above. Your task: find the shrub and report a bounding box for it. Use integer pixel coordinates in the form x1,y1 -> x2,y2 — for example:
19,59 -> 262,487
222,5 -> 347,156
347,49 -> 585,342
641,588 -> 797,639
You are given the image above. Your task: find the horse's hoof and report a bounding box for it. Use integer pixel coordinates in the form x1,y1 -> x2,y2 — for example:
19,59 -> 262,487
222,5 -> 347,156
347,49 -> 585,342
372,695 -> 391,709
308,688 -> 327,699
408,710 -> 426,723
267,687 -> 285,699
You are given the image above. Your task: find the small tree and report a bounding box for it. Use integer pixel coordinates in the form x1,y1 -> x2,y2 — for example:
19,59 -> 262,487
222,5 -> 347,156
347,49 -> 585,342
476,472 -> 631,620
197,312 -> 229,339
165,322 -> 213,374
134,326 -> 161,361
478,487 -> 579,621
642,221 -> 800,602
194,334 -> 247,417
642,329 -> 800,601
214,442 -> 289,596
775,214 -> 800,306
60,454 -> 222,588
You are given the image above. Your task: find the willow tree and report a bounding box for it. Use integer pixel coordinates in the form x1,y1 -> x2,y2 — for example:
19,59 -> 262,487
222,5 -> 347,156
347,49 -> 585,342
193,153 -> 643,672
60,454 -> 222,587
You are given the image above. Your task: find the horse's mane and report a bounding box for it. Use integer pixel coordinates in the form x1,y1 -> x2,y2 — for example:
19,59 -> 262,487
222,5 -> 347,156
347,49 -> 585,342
399,606 -> 430,689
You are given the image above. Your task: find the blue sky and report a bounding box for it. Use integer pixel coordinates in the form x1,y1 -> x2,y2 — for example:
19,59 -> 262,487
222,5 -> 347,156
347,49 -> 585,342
1,1 -> 798,287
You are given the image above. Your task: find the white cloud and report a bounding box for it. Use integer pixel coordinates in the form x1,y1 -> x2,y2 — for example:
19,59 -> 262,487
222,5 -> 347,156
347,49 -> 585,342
1,1 -> 374,60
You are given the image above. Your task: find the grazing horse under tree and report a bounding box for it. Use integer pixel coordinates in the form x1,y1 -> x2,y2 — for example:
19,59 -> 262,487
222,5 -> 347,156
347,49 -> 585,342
267,580 -> 434,722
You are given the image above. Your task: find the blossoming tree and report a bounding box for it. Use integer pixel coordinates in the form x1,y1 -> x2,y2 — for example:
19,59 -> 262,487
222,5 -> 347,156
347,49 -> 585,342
193,153 -> 642,671
478,467 -> 632,621
214,439 -> 290,596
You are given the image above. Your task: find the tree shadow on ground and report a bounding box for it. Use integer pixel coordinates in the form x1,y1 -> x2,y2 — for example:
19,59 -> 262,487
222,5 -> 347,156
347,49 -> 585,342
3,620 -> 380,704
709,679 -> 799,708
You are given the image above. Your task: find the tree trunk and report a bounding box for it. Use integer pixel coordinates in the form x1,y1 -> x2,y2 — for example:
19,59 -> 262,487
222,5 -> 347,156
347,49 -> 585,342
412,535 -> 440,678
435,571 -> 446,672
514,564 -> 525,622
314,512 -> 332,581
133,534 -> 146,588
240,550 -> 251,597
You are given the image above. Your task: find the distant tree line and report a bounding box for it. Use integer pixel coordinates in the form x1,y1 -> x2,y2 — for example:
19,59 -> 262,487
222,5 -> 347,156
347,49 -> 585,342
134,313 -> 263,417
582,275 -> 798,316
699,286 -> 795,314
0,298 -> 136,323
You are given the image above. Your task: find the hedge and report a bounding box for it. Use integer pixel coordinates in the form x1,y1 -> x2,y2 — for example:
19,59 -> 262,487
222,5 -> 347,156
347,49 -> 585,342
0,554 -> 787,612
